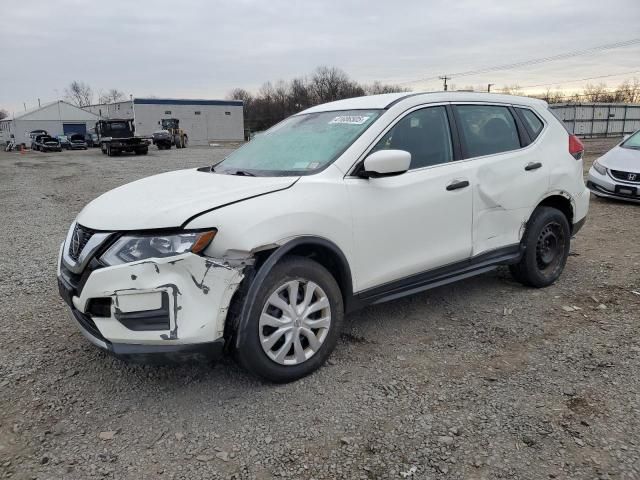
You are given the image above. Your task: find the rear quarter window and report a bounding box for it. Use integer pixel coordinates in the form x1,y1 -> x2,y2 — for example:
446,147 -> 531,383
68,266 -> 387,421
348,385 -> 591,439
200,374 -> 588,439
515,107 -> 544,140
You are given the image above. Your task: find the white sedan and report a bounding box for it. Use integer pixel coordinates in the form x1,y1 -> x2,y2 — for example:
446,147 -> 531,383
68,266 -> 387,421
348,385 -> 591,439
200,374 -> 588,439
587,130 -> 640,203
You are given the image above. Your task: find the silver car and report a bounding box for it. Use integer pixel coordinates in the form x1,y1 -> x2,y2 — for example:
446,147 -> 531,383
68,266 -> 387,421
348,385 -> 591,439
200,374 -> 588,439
587,130 -> 640,203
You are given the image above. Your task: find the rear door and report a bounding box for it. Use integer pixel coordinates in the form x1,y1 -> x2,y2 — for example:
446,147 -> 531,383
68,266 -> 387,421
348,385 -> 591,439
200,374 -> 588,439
452,103 -> 551,255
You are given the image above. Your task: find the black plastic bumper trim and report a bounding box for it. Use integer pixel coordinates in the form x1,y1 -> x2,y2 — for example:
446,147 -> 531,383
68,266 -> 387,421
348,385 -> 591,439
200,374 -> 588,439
69,305 -> 224,364
115,292 -> 171,331
572,217 -> 586,236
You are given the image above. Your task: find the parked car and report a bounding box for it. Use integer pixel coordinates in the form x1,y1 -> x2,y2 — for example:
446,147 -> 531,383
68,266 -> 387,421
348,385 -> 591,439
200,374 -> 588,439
57,135 -> 71,149
37,135 -> 62,152
587,129 -> 640,203
29,130 -> 48,150
68,133 -> 88,150
152,129 -> 173,149
85,132 -> 99,148
57,92 -> 589,382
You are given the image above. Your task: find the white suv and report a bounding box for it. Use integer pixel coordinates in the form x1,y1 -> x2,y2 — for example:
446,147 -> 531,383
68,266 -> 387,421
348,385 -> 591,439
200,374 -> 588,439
58,92 -> 589,382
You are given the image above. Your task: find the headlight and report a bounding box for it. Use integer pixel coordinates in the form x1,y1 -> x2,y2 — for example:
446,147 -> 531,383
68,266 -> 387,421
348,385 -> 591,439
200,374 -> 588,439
592,159 -> 607,176
100,230 -> 216,266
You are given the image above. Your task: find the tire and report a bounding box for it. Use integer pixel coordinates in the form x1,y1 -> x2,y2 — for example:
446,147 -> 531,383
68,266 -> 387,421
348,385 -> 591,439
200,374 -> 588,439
106,144 -> 112,156
183,136 -> 188,148
236,256 -> 344,383
509,206 -> 571,288
174,135 -> 181,148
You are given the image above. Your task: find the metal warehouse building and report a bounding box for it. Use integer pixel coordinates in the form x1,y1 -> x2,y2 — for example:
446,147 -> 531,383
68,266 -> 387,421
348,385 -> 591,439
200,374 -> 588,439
84,97 -> 244,145
0,101 -> 99,147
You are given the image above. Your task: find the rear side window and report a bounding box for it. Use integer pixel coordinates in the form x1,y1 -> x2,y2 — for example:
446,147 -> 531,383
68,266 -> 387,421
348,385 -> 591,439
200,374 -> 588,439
454,105 -> 521,158
516,107 -> 544,139
373,106 -> 453,169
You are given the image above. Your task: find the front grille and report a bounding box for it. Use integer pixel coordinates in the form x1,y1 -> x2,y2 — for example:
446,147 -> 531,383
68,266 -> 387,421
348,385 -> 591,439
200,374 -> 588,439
60,258 -> 103,296
610,170 -> 640,183
68,224 -> 96,261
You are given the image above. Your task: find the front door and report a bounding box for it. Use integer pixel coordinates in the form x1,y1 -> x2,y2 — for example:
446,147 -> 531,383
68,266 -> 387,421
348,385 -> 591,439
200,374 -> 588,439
347,105 -> 473,292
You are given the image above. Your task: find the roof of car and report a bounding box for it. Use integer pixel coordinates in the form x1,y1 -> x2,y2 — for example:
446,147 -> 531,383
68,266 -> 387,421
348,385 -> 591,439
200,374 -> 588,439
299,91 -> 547,114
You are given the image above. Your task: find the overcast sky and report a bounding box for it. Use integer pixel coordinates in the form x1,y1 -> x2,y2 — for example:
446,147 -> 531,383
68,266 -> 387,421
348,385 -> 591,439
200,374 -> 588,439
1,0 -> 639,113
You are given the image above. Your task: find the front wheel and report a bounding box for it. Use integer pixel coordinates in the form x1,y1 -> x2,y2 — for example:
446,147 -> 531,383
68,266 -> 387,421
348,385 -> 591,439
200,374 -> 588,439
510,206 -> 570,288
236,256 -> 344,383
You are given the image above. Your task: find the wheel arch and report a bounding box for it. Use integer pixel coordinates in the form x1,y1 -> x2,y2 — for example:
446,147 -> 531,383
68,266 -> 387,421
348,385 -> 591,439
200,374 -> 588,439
536,192 -> 575,231
231,236 -> 354,349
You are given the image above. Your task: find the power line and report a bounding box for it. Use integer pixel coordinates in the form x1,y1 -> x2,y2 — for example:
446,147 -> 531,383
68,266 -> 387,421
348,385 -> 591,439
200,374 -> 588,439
518,69 -> 640,90
400,37 -> 640,85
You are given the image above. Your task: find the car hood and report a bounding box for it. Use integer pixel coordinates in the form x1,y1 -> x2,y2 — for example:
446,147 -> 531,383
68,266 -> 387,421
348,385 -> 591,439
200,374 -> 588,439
76,168 -> 298,230
598,145 -> 640,172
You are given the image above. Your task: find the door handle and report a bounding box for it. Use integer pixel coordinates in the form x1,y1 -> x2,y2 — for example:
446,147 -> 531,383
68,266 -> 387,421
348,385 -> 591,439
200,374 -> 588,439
446,180 -> 470,191
525,162 -> 542,171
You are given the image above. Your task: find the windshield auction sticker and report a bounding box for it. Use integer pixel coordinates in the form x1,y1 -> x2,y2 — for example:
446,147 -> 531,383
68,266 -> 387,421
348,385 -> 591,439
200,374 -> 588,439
329,115 -> 370,125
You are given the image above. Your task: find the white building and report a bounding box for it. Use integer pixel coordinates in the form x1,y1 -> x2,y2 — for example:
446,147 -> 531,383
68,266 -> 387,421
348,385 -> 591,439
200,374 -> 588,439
0,101 -> 100,146
84,97 -> 244,145
84,100 -> 134,119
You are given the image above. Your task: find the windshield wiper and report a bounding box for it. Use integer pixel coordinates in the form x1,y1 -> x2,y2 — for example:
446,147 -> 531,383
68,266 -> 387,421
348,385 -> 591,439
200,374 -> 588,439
228,169 -> 257,177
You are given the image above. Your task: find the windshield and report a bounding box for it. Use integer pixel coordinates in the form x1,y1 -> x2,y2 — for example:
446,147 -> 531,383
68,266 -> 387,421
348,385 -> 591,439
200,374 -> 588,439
216,109 -> 382,176
621,130 -> 640,149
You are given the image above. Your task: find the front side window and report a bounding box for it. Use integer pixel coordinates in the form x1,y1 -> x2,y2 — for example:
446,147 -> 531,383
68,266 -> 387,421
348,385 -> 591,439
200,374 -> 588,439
455,105 -> 521,158
372,106 -> 453,169
516,107 -> 544,139
216,110 -> 381,176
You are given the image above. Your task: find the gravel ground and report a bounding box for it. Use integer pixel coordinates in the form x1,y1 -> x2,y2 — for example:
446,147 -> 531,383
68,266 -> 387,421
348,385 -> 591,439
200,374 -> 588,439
1,138 -> 639,480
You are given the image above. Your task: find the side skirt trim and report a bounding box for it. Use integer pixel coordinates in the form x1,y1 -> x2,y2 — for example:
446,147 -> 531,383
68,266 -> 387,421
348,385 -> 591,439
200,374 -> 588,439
354,244 -> 521,308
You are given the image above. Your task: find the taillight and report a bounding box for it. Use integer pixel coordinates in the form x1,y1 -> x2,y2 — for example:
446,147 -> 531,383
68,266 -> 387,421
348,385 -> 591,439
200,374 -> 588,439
569,134 -> 584,160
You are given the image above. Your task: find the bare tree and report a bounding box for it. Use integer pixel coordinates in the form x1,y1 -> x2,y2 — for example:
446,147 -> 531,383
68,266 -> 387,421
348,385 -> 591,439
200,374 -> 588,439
65,81 -> 93,107
500,84 -> 524,96
363,81 -> 409,95
227,66 -> 413,132
583,82 -> 614,102
98,89 -> 126,104
0,109 -> 8,121
227,88 -> 253,105
613,78 -> 640,103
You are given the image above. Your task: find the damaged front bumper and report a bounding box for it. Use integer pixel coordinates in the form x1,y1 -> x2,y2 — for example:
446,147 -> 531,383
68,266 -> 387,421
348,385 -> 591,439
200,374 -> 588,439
57,245 -> 245,363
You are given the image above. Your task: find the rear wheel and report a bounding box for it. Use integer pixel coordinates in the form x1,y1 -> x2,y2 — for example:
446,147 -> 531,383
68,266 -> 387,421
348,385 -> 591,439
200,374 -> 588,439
510,206 -> 570,288
236,256 -> 343,383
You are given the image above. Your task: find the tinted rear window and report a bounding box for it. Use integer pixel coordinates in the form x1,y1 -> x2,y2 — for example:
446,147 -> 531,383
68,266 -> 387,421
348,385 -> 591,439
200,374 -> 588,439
454,105 -> 521,158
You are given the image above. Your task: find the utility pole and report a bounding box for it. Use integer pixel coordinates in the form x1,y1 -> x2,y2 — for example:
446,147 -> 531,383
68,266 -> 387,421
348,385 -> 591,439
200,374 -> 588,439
487,83 -> 495,93
439,75 -> 451,91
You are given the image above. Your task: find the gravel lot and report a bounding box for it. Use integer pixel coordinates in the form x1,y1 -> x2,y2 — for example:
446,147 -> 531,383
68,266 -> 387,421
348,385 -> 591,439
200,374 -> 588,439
1,138 -> 639,480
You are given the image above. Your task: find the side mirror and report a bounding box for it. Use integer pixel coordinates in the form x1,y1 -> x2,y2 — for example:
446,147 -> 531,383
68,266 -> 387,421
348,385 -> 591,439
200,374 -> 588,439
359,149 -> 411,178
